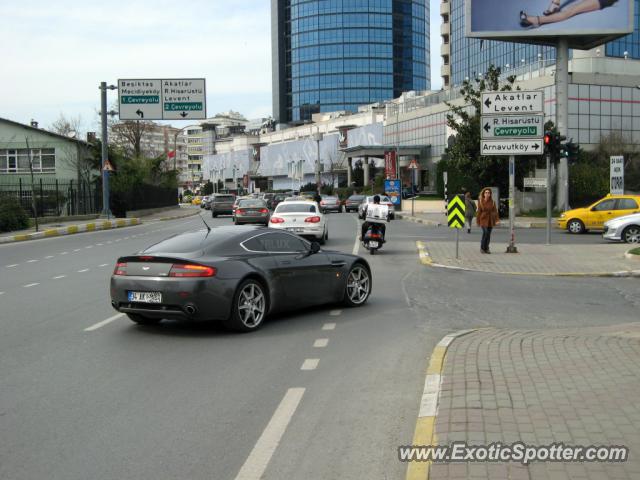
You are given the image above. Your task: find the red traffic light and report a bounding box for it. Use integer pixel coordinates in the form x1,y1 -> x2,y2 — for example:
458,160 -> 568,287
544,134 -> 551,145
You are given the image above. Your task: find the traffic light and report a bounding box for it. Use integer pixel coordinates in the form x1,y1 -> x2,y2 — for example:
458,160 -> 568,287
544,131 -> 566,158
564,140 -> 579,163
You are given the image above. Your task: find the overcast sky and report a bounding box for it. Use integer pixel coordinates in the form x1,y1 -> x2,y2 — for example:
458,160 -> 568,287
1,1 -> 442,134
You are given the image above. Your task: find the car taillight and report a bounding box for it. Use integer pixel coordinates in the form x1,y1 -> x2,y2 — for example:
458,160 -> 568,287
305,216 -> 321,223
260,208 -> 269,214
168,264 -> 216,277
114,262 -> 127,275
320,201 -> 326,205
270,217 -> 285,223
236,208 -> 245,215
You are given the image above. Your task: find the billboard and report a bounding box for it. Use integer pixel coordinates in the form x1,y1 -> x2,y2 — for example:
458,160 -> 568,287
466,0 -> 633,49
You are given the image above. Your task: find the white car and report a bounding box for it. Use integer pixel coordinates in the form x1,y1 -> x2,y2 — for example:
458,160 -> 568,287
269,201 -> 328,244
603,213 -> 640,243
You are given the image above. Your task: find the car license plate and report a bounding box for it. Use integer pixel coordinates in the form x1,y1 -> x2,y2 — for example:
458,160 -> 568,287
128,291 -> 162,303
369,241 -> 379,248
287,227 -> 304,233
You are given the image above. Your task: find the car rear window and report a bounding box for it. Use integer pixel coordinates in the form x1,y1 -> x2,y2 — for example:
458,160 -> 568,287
275,203 -> 318,213
349,195 -> 364,201
238,199 -> 267,208
214,195 -> 235,202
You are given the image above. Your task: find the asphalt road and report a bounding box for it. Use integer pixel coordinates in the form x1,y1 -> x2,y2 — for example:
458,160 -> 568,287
1,211 -> 638,480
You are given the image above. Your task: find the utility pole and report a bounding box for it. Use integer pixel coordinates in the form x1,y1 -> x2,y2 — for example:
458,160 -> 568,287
555,39 -> 570,212
313,130 -> 323,193
99,81 -> 117,219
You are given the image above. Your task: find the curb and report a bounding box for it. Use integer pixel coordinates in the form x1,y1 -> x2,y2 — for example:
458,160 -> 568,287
625,249 -> 640,260
158,210 -> 202,221
405,329 -> 477,480
398,213 -> 553,229
414,241 -> 640,278
0,218 -> 141,244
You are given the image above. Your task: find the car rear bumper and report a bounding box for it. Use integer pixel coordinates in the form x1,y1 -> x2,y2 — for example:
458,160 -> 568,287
236,215 -> 269,224
110,276 -> 233,321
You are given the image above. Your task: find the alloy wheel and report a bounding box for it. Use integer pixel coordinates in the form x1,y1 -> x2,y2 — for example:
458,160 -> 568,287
623,226 -> 640,243
346,265 -> 371,305
237,283 -> 266,327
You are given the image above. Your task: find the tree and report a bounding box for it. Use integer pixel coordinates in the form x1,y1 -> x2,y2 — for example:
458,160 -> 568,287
444,65 -> 527,196
49,113 -> 84,138
110,120 -> 156,159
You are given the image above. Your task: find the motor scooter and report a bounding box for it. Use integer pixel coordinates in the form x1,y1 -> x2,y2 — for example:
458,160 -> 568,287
363,223 -> 385,255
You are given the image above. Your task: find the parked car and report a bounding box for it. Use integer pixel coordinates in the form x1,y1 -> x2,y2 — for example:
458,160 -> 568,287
320,195 -> 342,213
603,212 -> 640,243
110,226 -> 371,332
233,199 -> 270,226
210,194 -> 236,217
344,194 -> 365,213
557,194 -> 640,233
269,200 -> 328,244
358,195 -> 395,220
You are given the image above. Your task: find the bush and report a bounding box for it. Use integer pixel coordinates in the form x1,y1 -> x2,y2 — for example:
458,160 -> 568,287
0,195 -> 30,232
569,162 -> 609,207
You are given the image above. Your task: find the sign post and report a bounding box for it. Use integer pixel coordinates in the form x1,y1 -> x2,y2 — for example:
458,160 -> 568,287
480,90 -> 544,254
447,195 -> 465,259
610,156 -> 624,195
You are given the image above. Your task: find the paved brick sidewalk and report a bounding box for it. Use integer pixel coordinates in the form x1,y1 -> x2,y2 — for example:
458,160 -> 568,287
431,326 -> 640,480
421,240 -> 638,276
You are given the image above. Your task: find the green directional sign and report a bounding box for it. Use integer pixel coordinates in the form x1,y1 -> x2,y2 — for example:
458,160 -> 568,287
481,114 -> 544,139
447,195 -> 465,229
121,95 -> 160,104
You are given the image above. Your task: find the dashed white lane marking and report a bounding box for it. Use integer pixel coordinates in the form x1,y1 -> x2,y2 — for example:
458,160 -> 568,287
85,246 -> 93,249
60,252 -> 68,255
44,255 -> 54,259
322,323 -> 336,330
6,264 -> 18,268
233,387 -> 305,480
352,215 -> 360,256
329,309 -> 342,316
99,264 -> 109,267
106,241 -> 112,244
52,275 -> 66,280
313,338 -> 329,348
84,313 -> 124,332
74,248 -> 81,252
115,239 -> 121,242
300,359 -> 320,370
23,283 -> 39,288
0,292 -> 4,295
27,259 -> 38,263
77,269 -> 89,273
96,243 -> 103,246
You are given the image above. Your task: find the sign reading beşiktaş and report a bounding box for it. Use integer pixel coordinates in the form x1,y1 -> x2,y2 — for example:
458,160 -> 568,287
118,78 -> 207,121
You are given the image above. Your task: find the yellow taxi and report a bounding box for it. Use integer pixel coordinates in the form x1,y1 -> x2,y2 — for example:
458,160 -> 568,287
558,194 -> 640,233
191,196 -> 203,206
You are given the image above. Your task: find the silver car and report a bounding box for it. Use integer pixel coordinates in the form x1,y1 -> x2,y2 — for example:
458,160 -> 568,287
603,213 -> 640,243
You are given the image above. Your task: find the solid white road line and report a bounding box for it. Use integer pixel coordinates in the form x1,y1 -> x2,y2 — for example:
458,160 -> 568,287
313,338 -> 329,348
234,387 -> 305,480
52,275 -> 66,280
300,359 -> 320,370
329,309 -> 342,316
78,269 -> 89,273
6,264 -> 18,268
352,215 -> 360,256
23,283 -> 39,288
84,313 -> 124,332
322,323 -> 336,330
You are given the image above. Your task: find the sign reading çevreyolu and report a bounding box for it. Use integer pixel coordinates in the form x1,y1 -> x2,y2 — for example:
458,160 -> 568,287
118,78 -> 207,121
482,114 -> 544,139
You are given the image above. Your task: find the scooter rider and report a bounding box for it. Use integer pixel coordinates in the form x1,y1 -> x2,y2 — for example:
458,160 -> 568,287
360,195 -> 386,241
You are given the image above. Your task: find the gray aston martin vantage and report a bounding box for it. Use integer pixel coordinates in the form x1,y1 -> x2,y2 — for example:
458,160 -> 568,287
110,226 -> 372,332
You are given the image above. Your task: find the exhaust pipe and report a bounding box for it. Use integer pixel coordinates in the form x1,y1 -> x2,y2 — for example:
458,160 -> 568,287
185,304 -> 197,316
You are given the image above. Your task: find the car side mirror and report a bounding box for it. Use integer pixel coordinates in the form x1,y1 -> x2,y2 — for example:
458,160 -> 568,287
309,242 -> 321,255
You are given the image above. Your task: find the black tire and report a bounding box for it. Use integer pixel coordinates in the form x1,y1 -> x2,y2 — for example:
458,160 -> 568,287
127,313 -> 161,325
567,219 -> 585,234
212,212 -> 218,218
224,279 -> 268,332
343,263 -> 371,307
622,225 -> 640,243
319,232 -> 326,245
369,247 -> 375,255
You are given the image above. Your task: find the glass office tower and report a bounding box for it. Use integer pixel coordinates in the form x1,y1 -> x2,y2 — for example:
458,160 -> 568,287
443,0 -> 639,88
272,0 -> 430,123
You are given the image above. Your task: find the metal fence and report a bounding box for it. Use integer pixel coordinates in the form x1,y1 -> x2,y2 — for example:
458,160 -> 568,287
0,178 -> 101,217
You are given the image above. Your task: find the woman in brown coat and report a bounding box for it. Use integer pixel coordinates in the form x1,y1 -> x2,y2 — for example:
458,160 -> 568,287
476,187 -> 499,253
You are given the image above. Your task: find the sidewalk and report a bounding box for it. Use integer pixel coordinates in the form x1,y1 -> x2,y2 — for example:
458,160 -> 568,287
397,211 -> 551,229
0,205 -> 200,244
400,212 -> 639,277
425,325 -> 640,480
